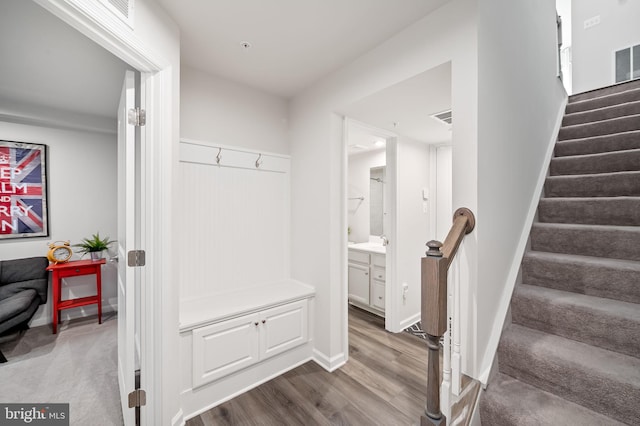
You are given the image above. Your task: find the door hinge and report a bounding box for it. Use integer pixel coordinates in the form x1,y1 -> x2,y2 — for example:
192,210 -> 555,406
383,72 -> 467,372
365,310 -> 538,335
128,389 -> 146,408
128,250 -> 146,267
128,107 -> 146,127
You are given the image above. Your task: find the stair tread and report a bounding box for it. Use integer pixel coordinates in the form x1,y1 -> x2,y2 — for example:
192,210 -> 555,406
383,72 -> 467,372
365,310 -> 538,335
555,130 -> 640,157
551,147 -> 640,162
541,195 -> 640,201
567,88 -> 640,114
569,79 -> 640,103
502,324 -> 640,381
546,170 -> 640,180
525,250 -> 640,270
563,100 -> 640,126
531,222 -> 640,261
516,283 -> 640,319
533,221 -> 640,232
560,113 -> 640,130
538,197 -> 640,226
558,114 -> 640,141
513,284 -> 640,357
481,373 -> 627,426
550,148 -> 640,175
545,171 -> 640,197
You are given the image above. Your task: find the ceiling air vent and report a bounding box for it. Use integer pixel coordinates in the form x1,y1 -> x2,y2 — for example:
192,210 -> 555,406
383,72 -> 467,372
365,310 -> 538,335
100,0 -> 134,26
430,109 -> 452,126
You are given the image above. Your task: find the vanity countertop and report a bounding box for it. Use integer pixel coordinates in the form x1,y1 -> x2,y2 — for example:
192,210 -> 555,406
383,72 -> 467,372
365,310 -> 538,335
348,242 -> 386,255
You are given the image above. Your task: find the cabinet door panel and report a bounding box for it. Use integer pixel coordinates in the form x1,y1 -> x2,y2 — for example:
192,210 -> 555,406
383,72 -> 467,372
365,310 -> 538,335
348,263 -> 370,305
371,280 -> 385,311
348,250 -> 369,264
193,314 -> 259,387
372,265 -> 385,281
261,300 -> 308,359
371,253 -> 385,267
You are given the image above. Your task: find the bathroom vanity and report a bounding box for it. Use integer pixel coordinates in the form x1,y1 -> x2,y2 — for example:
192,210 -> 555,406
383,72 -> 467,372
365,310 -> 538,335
348,243 -> 386,316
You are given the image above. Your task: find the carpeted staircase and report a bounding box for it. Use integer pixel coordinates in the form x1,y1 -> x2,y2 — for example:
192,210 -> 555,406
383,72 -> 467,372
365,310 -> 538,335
480,79 -> 640,425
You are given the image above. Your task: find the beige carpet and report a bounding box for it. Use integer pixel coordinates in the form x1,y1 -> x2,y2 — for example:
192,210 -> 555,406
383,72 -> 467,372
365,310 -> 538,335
0,313 -> 123,425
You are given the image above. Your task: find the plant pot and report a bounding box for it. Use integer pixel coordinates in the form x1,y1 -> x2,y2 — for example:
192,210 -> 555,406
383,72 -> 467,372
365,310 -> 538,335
90,251 -> 103,261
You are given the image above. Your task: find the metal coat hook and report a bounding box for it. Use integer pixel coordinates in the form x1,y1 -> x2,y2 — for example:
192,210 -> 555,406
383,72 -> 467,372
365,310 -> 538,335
216,148 -> 222,164
255,153 -> 263,168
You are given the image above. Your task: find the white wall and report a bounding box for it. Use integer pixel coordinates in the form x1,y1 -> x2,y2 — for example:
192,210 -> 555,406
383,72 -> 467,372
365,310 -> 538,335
476,0 -> 567,380
181,66 -> 289,154
434,145 -> 453,241
289,0 -> 478,370
347,149 -> 385,243
0,120 -> 117,326
392,137 -> 430,330
572,0 -> 640,93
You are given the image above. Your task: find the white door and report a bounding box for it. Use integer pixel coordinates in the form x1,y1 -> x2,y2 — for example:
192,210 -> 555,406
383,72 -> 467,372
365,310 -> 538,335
117,70 -> 137,426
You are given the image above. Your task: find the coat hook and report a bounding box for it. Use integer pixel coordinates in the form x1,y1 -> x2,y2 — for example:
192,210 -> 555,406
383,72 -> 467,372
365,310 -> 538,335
255,153 -> 263,168
216,148 -> 222,164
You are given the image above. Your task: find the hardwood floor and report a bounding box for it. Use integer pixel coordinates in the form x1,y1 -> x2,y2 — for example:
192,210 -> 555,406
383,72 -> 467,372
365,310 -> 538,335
186,306 -> 429,426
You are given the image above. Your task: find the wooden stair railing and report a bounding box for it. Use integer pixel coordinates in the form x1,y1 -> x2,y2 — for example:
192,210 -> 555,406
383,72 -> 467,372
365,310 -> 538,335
421,207 -> 476,426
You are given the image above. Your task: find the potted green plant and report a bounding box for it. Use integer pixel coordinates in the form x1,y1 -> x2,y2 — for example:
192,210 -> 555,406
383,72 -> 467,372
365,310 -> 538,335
74,232 -> 115,261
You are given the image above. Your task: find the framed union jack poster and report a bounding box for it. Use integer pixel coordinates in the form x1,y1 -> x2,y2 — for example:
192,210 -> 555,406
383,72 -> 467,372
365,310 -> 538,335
0,141 -> 49,239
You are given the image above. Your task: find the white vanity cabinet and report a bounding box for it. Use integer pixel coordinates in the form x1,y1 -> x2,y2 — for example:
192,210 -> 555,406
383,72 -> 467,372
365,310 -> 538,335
348,248 -> 385,316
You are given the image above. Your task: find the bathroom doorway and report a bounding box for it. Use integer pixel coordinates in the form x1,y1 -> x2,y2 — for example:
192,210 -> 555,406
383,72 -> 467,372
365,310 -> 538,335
341,61 -> 453,335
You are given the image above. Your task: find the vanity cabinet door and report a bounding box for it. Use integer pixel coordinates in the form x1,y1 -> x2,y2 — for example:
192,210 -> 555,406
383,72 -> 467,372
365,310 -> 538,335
348,263 -> 370,305
371,280 -> 385,311
372,265 -> 386,282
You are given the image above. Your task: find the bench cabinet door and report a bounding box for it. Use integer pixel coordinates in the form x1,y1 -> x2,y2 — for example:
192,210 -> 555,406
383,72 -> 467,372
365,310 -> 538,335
192,313 -> 259,387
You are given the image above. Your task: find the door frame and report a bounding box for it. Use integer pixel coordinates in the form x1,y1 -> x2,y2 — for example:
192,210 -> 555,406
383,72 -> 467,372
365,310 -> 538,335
33,1 -> 175,424
342,118 -> 399,333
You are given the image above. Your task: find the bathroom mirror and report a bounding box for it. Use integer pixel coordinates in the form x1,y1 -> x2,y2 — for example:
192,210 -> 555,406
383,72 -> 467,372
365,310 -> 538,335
369,166 -> 385,236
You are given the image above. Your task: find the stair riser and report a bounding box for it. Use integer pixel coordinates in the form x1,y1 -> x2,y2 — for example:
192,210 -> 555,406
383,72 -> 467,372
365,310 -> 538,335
530,225 -> 640,261
538,198 -> 640,226
511,289 -> 640,358
566,89 -> 640,114
550,149 -> 640,175
562,101 -> 640,127
498,339 -> 640,425
558,115 -> 640,141
545,173 -> 640,197
569,79 -> 640,103
522,254 -> 640,304
555,132 -> 640,157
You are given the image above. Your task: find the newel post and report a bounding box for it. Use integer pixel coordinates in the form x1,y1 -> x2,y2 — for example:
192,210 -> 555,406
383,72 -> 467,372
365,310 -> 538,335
421,240 -> 448,426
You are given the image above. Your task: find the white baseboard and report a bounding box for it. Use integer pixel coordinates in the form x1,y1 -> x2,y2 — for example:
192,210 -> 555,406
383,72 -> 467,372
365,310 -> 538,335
312,348 -> 347,372
171,409 -> 184,426
399,312 -> 421,330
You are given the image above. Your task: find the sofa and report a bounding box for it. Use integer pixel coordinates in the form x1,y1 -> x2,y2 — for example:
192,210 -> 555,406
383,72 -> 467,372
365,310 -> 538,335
0,256 -> 49,362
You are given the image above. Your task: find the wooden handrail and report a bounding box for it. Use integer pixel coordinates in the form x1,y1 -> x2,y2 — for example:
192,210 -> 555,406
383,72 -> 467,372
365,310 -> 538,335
420,207 -> 475,426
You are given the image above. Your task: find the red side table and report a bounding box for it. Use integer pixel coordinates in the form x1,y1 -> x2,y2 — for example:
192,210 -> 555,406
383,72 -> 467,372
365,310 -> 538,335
46,258 -> 106,334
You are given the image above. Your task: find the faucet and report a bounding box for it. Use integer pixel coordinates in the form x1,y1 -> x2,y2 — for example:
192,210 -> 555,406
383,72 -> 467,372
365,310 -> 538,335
381,235 -> 389,246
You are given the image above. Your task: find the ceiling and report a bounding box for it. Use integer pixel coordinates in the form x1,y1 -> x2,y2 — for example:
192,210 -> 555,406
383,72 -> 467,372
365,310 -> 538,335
342,61 -> 452,149
2,0 -> 451,137
0,0 -> 129,120
156,0 -> 450,98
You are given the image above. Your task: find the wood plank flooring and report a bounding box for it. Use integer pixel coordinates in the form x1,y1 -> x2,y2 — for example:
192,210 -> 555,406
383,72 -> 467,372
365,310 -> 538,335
186,306 -> 429,426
